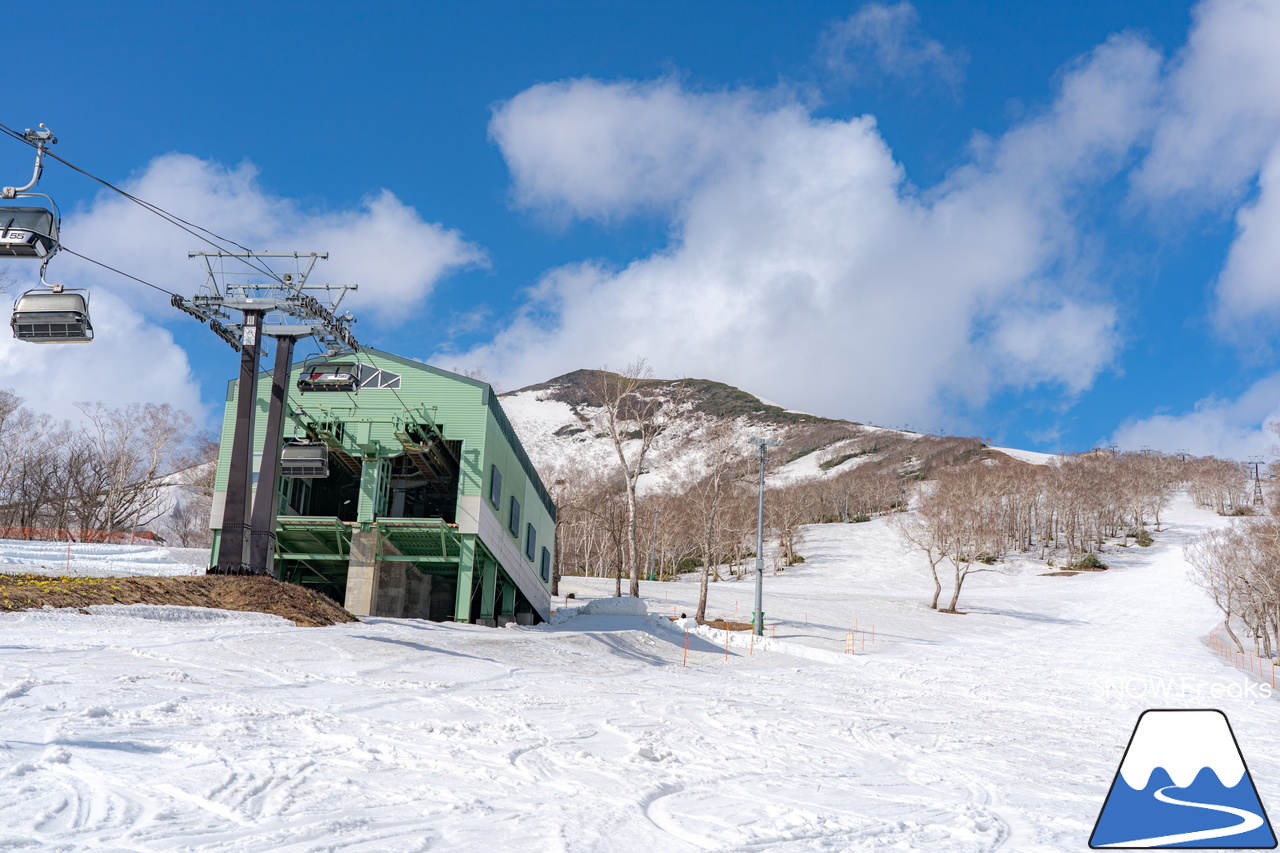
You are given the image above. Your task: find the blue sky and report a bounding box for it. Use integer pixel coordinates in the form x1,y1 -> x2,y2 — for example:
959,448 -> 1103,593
3,0 -> 1278,459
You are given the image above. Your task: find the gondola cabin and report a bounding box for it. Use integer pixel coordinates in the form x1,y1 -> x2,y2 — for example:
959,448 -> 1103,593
297,362 -> 358,393
10,290 -> 92,343
279,441 -> 329,479
0,207 -> 58,259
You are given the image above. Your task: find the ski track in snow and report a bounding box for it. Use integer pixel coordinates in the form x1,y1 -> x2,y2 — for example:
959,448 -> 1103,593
1,496 -> 1279,850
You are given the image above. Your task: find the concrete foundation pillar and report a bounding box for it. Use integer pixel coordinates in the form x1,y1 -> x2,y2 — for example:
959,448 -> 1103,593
404,568 -> 433,619
376,564 -> 406,617
345,526 -> 380,617
374,539 -> 407,617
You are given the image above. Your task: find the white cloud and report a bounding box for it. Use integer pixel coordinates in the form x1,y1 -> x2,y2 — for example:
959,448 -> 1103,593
0,153 -> 484,423
1134,0 -> 1280,203
1125,0 -> 1280,341
818,2 -> 966,92
0,283 -> 202,423
1213,146 -> 1280,332
63,154 -> 486,323
489,78 -> 768,223
1111,372 -> 1280,459
452,35 -> 1159,427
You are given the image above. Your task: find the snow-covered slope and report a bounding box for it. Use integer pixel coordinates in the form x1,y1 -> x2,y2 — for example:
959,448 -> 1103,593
991,446 -> 1059,466
0,539 -> 207,577
500,371 -> 997,492
2,494 -> 1278,851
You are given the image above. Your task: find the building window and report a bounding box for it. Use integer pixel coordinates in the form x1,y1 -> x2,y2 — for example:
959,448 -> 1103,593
526,523 -> 537,560
358,368 -> 402,390
489,465 -> 502,508
540,547 -> 551,583
509,496 -> 521,536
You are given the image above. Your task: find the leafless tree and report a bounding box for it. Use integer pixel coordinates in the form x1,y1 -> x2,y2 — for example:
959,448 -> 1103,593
890,494 -> 949,609
75,402 -> 194,532
584,360 -> 687,597
683,432 -> 749,619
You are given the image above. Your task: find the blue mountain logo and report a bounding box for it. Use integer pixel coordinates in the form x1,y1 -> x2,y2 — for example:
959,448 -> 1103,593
1091,709 -> 1276,849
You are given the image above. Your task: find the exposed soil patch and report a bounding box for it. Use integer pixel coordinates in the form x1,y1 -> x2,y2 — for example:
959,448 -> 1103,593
1041,571 -> 1081,577
0,574 -> 356,627
697,617 -> 755,632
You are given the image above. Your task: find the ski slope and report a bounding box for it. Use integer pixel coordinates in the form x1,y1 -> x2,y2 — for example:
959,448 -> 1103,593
0,538 -> 207,577
2,495 -> 1279,851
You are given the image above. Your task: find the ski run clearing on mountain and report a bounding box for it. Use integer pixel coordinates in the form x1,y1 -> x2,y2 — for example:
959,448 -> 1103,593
2,494 -> 1280,851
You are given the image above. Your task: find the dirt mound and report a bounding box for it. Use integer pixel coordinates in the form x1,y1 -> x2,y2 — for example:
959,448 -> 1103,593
697,617 -> 755,632
0,574 -> 356,627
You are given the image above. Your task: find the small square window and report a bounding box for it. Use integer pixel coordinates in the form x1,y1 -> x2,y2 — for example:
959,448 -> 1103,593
509,496 -> 521,536
540,547 -> 551,583
526,523 -> 537,561
489,466 -> 502,508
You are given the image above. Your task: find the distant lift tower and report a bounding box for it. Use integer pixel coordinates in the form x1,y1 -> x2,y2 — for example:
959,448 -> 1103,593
171,251 -> 359,575
1248,456 -> 1267,508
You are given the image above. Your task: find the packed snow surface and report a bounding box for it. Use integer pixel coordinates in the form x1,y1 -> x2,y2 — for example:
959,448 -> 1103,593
3,496 -> 1280,851
0,539 -> 207,577
991,446 -> 1059,466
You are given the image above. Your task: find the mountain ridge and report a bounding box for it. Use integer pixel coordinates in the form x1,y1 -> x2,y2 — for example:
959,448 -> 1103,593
499,369 -> 1011,494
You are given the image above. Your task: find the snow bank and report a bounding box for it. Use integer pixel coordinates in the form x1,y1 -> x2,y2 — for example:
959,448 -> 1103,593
578,596 -> 648,617
0,539 -> 207,577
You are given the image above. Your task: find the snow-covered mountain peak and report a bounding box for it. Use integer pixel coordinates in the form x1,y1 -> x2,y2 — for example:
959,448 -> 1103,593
500,370 -> 1009,493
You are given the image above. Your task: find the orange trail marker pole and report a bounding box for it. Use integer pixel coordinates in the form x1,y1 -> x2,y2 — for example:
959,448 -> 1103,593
749,630 -> 754,656
683,630 -> 689,667
65,542 -> 70,573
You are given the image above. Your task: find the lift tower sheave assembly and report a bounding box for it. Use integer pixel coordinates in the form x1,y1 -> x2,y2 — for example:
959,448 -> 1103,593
172,251 -> 359,576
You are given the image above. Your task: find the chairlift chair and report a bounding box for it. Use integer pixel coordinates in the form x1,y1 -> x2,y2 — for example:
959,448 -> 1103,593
11,288 -> 92,343
297,362 -> 358,393
280,441 -> 329,479
0,207 -> 58,258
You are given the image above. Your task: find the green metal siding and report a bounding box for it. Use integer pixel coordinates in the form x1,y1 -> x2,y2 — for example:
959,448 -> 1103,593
212,347 -> 555,597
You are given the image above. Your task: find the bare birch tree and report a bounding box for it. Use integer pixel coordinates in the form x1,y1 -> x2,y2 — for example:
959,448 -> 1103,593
584,360 -> 685,597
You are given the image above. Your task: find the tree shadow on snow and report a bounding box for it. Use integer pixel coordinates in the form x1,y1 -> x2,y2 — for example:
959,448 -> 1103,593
961,605 -> 1087,625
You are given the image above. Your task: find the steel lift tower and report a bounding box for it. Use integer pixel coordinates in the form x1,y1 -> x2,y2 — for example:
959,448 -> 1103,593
172,251 -> 358,575
1248,456 -> 1267,508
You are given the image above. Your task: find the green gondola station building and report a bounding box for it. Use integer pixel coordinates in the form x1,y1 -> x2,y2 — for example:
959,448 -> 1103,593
209,348 -> 555,625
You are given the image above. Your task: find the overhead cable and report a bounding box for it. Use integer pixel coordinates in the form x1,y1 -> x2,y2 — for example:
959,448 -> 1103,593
0,119 -> 284,283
